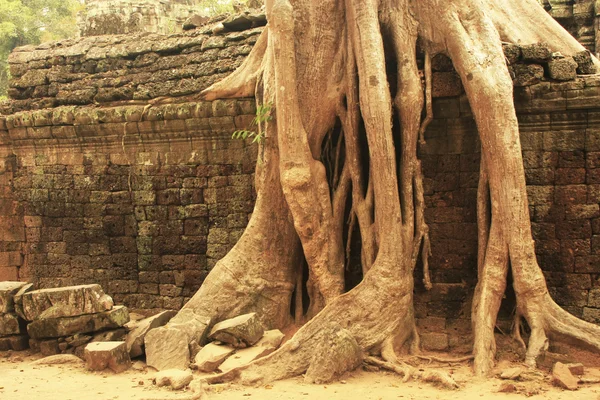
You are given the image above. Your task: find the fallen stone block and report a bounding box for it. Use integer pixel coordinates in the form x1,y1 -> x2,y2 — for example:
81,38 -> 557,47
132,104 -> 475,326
420,332 -> 449,352
167,309 -> 212,344
0,281 -> 29,313
39,339 -> 61,356
145,327 -> 190,371
84,341 -> 131,373
27,305 -> 129,339
553,362 -> 579,390
573,50 -> 596,75
126,310 -> 176,358
22,284 -> 114,321
565,363 -> 584,376
208,313 -> 264,348
154,369 -> 193,390
194,342 -> 235,372
218,329 -> 285,373
0,312 -> 26,335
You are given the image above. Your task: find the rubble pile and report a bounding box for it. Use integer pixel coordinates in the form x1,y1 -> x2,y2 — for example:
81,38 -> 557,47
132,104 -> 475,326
22,284 -> 130,357
0,281 -> 31,351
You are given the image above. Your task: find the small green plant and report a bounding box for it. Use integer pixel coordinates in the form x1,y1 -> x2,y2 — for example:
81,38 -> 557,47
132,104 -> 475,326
232,102 -> 273,144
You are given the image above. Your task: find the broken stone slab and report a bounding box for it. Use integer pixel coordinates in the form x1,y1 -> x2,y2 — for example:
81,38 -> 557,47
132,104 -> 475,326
553,362 -> 579,390
193,342 -> 236,372
145,327 -> 190,371
155,369 -> 194,390
0,281 -> 29,313
84,341 -> 131,373
218,329 -> 285,373
304,323 -> 363,384
168,309 -> 212,344
126,310 -> 177,358
27,305 -> 129,339
565,362 -> 584,376
13,283 -> 33,320
208,313 -> 264,348
21,284 -> 114,321
0,312 -> 26,335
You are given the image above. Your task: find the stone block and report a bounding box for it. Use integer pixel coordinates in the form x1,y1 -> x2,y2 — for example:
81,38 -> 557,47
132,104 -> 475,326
84,341 -> 131,373
92,328 -> 127,342
145,327 -> 190,371
512,64 -> 545,86
0,334 -> 29,351
27,305 -> 130,339
0,312 -> 26,335
573,50 -> 596,75
22,284 -> 114,321
39,339 -> 61,356
208,313 -> 264,348
548,57 -> 578,81
552,362 -> 578,390
420,332 -> 449,351
432,72 -> 463,98
520,43 -> 552,62
565,363 -> 584,376
194,342 -> 235,372
126,310 -> 177,358
0,281 -> 29,313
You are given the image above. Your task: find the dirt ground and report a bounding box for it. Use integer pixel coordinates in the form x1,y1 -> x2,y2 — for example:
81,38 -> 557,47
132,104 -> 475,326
1,349 -> 600,400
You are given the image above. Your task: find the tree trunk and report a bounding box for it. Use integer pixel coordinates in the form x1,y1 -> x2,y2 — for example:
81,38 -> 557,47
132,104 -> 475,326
152,0 -> 600,383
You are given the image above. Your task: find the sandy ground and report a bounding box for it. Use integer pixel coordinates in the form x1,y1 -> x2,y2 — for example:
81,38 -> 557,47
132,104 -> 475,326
1,350 -> 600,400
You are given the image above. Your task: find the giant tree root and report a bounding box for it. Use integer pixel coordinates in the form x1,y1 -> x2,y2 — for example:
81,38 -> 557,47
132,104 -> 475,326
160,0 -> 600,384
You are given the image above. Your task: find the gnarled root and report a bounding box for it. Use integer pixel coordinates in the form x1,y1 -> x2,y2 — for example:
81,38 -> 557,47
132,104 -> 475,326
365,356 -> 459,389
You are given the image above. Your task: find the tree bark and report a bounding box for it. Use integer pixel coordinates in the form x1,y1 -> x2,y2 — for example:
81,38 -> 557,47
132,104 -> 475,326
161,0 -> 600,383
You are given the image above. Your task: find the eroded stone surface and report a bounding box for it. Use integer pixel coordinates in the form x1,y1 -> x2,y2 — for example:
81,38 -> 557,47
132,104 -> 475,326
84,341 -> 131,373
0,281 -> 28,313
0,312 -> 25,335
22,284 -> 114,321
126,310 -> 176,358
208,313 -> 264,348
553,362 -> 579,390
194,342 -> 235,372
145,327 -> 190,371
27,305 -> 129,339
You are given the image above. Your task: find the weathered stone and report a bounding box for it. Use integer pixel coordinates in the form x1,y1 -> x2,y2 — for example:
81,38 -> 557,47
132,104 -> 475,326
27,305 -> 129,339
218,331 -> 282,373
432,72 -> 463,98
145,327 -> 190,371
500,367 -> 523,380
154,369 -> 193,390
21,284 -> 114,321
208,313 -> 264,348
431,53 -> 454,72
193,342 -> 235,372
0,334 -> 28,351
512,64 -> 545,86
420,332 -> 449,351
84,341 -> 131,373
498,383 -> 518,393
548,57 -> 578,81
13,283 -> 33,320
183,15 -> 210,31
0,312 -> 25,335
521,43 -> 552,62
0,281 -> 28,313
503,43 -> 521,64
92,328 -> 127,342
31,354 -> 83,365
39,339 -> 61,356
167,309 -> 212,344
304,323 -> 362,384
126,310 -> 177,358
565,362 -> 584,376
65,334 -> 92,348
573,50 -> 596,75
553,362 -> 579,390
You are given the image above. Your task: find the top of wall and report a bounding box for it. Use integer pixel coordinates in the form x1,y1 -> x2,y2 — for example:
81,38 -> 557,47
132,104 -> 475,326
2,12 -> 266,115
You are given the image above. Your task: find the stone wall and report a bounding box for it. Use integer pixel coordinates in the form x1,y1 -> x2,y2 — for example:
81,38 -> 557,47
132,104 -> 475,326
78,0 -> 208,36
548,0 -> 599,54
2,20 -> 600,348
